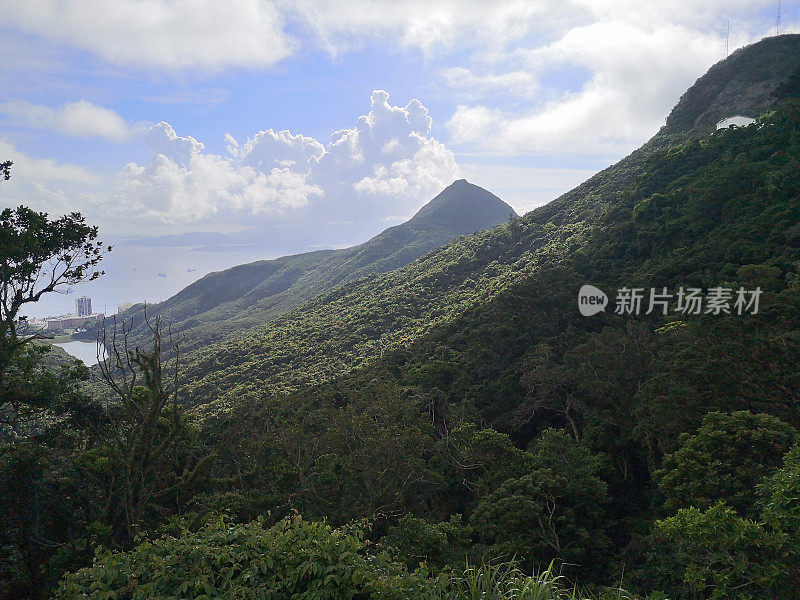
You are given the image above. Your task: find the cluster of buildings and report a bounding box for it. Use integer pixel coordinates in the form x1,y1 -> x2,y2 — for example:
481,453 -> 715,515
32,296 -> 100,332
24,296 -> 98,333
26,297 -> 139,333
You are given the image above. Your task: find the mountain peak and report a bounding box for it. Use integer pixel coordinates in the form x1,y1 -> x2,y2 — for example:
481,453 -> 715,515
409,179 -> 517,234
660,34 -> 800,137
116,178 -> 515,356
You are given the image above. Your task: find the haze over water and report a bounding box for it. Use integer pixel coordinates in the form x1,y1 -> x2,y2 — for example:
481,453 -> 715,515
26,243 -> 273,320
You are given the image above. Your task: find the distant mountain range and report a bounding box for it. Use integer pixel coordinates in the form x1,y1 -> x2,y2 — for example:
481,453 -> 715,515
122,231 -> 238,248
116,180 -> 516,352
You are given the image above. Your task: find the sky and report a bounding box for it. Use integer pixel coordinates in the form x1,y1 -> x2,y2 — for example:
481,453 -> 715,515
1,0 -> 798,254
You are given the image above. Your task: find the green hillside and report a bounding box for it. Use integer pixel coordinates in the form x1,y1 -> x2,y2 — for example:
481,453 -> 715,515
182,36 -> 800,597
183,35 -> 800,412
117,180 -> 514,352
6,34 -> 800,600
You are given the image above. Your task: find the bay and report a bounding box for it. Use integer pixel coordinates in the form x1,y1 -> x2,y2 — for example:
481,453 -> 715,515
53,340 -> 105,366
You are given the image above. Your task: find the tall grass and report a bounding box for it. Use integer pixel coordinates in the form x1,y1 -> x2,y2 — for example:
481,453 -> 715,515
425,561 -> 577,600
459,561 -> 568,600
424,561 -> 640,600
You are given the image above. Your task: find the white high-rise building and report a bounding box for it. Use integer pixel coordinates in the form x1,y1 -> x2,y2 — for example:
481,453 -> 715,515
75,296 -> 92,317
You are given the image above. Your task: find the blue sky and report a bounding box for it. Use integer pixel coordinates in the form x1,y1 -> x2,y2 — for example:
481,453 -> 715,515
1,0 -> 797,249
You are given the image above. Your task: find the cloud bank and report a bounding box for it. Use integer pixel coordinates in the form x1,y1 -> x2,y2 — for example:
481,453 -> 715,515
446,20 -> 739,156
3,92 -> 460,242
2,0 -> 795,231
2,0 -> 293,69
117,122 -> 324,223
0,100 -> 142,142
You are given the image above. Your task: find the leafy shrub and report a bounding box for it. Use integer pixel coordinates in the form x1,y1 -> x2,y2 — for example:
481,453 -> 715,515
653,502 -> 783,600
56,515 -> 419,600
656,411 -> 799,518
378,514 -> 472,571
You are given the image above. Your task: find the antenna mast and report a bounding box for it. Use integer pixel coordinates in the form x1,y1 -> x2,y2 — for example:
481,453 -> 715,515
777,0 -> 782,35
725,19 -> 730,56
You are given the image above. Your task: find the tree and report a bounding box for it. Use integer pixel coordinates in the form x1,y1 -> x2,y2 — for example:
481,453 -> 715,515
653,502 -> 784,600
649,444 -> 800,600
470,429 -> 610,578
518,343 -> 588,441
96,312 -> 211,543
0,205 -> 109,435
656,411 -> 799,519
0,206 -> 109,386
0,344 -> 91,435
759,443 -> 800,597
439,423 -> 532,497
0,185 -> 114,594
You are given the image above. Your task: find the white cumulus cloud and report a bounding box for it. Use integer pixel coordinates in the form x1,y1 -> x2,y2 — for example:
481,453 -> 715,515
0,100 -> 141,142
231,129 -> 325,170
447,20 -> 726,156
110,91 -> 459,236
306,90 -> 458,216
1,0 -> 294,69
1,91 -> 461,241
117,122 -> 322,223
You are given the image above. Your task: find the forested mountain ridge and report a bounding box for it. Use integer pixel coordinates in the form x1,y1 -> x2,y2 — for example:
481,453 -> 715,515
185,37 -> 800,595
182,34 -> 800,411
6,34 -> 800,600
116,180 -> 514,352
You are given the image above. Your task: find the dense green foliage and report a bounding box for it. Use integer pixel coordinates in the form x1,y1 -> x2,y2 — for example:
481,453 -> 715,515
56,516 -> 418,600
3,35 -> 800,600
656,411 -> 799,518
55,515 -> 619,600
652,443 -> 800,599
470,429 -> 610,574
180,37 -> 800,415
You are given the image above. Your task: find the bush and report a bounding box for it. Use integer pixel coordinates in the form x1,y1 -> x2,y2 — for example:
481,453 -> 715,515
656,411 -> 798,518
56,515 -> 419,600
55,513 -> 629,600
653,502 -> 784,600
379,514 -> 472,572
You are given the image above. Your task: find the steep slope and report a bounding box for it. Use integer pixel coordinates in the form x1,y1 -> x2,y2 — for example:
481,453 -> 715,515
118,180 -> 514,351
182,35 -> 800,412
662,33 -> 800,136
190,55 -> 800,599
